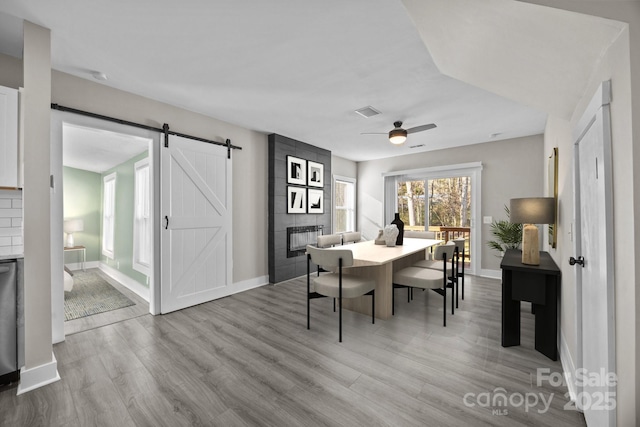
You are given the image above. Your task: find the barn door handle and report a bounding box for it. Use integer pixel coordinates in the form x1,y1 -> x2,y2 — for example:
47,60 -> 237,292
164,215 -> 169,230
569,256 -> 584,267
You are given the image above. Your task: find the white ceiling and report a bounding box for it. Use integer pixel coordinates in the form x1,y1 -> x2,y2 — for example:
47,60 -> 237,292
0,0 -> 627,162
62,124 -> 150,173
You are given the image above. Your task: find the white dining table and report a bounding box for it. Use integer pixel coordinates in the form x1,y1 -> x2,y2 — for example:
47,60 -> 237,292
329,238 -> 442,319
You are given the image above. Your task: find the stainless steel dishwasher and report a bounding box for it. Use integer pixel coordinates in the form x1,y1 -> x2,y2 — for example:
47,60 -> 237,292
0,259 -> 19,385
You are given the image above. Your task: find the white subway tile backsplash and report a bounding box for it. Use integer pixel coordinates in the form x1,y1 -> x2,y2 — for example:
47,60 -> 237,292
0,190 -> 23,256
0,208 -> 22,218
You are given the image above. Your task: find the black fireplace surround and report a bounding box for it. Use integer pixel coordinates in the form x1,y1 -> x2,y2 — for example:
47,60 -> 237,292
268,134 -> 331,283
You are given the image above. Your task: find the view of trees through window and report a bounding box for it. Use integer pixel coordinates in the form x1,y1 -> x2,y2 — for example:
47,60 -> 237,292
397,177 -> 471,230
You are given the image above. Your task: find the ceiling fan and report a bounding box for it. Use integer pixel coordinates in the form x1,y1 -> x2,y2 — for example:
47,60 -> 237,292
362,121 -> 437,145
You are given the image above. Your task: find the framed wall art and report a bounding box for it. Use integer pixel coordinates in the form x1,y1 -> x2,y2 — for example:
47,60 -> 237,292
287,186 -> 307,214
287,156 -> 307,186
307,189 -> 323,214
307,161 -> 324,188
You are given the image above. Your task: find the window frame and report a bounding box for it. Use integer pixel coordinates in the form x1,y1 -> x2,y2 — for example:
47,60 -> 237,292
332,175 -> 356,234
132,158 -> 151,276
102,172 -> 117,259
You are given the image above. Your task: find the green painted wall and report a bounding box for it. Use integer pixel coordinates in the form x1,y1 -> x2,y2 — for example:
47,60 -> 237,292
63,166 -> 101,263
101,151 -> 149,288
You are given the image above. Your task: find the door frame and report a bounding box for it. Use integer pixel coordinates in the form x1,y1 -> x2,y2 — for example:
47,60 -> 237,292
572,80 -> 615,425
382,162 -> 482,275
51,111 -> 161,342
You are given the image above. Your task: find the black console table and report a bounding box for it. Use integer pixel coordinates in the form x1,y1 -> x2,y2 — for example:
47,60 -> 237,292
500,249 -> 560,360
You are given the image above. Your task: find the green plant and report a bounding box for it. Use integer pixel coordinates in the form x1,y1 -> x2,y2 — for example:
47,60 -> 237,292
487,205 -> 522,255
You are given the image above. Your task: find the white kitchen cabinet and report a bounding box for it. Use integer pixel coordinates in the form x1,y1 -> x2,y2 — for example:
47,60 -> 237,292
0,85 -> 19,188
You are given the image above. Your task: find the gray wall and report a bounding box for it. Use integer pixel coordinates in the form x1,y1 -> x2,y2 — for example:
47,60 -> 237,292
268,134 -> 331,283
357,134 -> 544,273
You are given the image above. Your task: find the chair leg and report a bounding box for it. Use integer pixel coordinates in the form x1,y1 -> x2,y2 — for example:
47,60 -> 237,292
407,287 -> 411,302
307,255 -> 311,330
372,291 -> 375,324
392,285 -> 395,315
442,256 -> 447,327
333,298 -> 336,312
339,297 -> 342,343
461,248 -> 465,300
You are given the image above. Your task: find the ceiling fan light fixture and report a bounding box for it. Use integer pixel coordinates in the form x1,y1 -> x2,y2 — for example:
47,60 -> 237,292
389,128 -> 407,145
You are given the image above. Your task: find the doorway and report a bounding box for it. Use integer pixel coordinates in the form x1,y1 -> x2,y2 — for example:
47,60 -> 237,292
573,81 -> 615,426
51,111 -> 160,342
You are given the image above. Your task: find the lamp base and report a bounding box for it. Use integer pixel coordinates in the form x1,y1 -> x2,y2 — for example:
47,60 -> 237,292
521,224 -> 540,265
66,234 -> 74,249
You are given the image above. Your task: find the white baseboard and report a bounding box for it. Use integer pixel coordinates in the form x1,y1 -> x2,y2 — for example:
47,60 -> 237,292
99,263 -> 149,302
479,268 -> 501,279
232,275 -> 269,294
560,331 -> 578,403
17,353 -> 60,395
65,260 -> 100,271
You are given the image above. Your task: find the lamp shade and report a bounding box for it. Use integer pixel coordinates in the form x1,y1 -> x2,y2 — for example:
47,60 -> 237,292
64,219 -> 84,234
510,198 -> 555,224
388,128 -> 407,145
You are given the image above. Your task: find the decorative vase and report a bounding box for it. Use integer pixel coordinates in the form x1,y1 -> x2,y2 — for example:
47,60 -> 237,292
391,213 -> 404,246
374,229 -> 386,245
383,224 -> 399,247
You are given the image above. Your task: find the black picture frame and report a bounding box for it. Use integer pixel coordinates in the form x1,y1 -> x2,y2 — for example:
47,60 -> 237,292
307,160 -> 324,188
287,156 -> 307,186
287,186 -> 306,213
307,189 -> 323,214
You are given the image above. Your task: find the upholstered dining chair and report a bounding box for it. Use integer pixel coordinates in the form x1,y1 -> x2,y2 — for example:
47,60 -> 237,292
341,231 -> 362,245
317,234 -> 342,248
453,237 -> 466,301
413,241 -> 459,308
306,245 -> 375,342
403,230 -> 437,260
392,243 -> 457,326
315,233 -> 343,277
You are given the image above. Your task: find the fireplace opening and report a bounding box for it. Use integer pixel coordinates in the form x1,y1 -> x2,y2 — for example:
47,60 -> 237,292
287,225 -> 324,258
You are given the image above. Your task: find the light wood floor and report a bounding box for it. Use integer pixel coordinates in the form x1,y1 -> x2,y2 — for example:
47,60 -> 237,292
0,274 -> 586,426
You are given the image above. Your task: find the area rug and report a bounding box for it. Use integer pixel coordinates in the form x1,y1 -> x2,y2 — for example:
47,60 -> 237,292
64,270 -> 136,321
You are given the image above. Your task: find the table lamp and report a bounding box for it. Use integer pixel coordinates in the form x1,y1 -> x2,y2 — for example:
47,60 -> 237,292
510,198 -> 555,265
64,219 -> 84,248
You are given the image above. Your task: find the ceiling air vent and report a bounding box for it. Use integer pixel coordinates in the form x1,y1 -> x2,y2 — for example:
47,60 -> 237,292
409,144 -> 425,149
354,106 -> 381,118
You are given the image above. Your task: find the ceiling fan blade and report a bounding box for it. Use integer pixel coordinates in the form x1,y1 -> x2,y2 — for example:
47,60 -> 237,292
406,123 -> 437,134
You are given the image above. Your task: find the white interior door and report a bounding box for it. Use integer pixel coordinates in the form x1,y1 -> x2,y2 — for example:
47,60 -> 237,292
573,81 -> 615,426
161,134 -> 232,313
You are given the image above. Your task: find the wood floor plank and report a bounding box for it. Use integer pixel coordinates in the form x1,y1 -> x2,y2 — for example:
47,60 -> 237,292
0,274 -> 586,427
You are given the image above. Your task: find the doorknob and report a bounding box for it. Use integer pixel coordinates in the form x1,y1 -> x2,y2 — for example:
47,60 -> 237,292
569,256 -> 585,267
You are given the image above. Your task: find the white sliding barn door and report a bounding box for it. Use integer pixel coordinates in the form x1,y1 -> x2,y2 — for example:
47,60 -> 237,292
161,134 -> 232,313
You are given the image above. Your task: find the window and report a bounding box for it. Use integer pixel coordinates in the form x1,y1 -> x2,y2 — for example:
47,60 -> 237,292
333,176 -> 356,233
102,172 -> 116,258
133,158 -> 151,275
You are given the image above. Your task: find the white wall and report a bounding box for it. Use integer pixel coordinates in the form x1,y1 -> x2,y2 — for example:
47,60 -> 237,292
522,1 -> 639,424
332,155 -> 357,179
356,135 -> 544,272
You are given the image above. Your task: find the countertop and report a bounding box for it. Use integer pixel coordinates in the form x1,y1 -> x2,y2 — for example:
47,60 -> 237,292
0,254 -> 24,261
